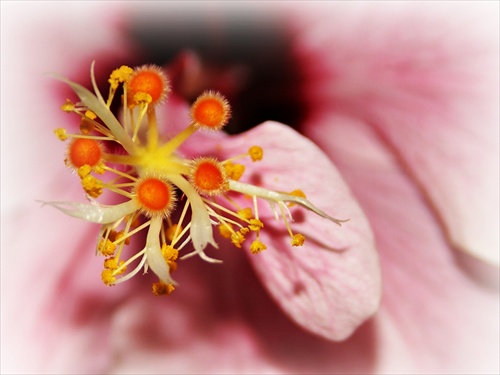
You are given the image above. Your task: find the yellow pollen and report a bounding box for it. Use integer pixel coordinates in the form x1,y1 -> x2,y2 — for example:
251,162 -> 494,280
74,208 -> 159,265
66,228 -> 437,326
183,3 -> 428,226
231,233 -> 245,248
152,282 -> 175,296
54,128 -> 67,141
224,162 -> 245,181
80,112 -> 96,134
81,175 -> 103,198
79,120 -> 94,135
161,244 -> 179,261
98,239 -> 116,256
108,65 -> 134,89
250,240 -> 267,254
77,164 -> 92,178
230,231 -> 246,248
291,233 -> 306,247
101,269 -> 116,286
60,99 -> 75,112
218,223 -> 234,238
114,230 -> 131,246
84,110 -> 97,120
290,189 -> 306,199
104,257 -> 119,270
287,189 -> 307,207
165,224 -> 182,242
133,92 -> 152,105
94,162 -> 106,175
248,146 -> 263,161
237,208 -> 253,220
248,219 -> 264,232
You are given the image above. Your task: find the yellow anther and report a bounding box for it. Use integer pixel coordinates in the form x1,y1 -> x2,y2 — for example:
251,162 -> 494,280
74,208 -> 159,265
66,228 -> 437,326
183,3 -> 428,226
248,219 -> 264,232
152,282 -> 175,296
237,208 -> 253,220
128,215 -> 141,229
168,260 -> 178,273
218,223 -> 233,238
165,224 -> 182,242
133,92 -> 152,105
250,240 -> 267,254
84,110 -> 97,120
291,233 -> 306,247
115,261 -> 127,275
94,162 -> 106,175
60,99 -> 75,112
54,128 -> 67,141
79,112 -> 96,134
79,120 -> 94,135
114,230 -> 131,245
287,189 -> 307,207
230,231 -> 246,248
81,175 -> 103,198
224,162 -> 245,181
101,269 -> 116,286
104,257 -> 119,270
105,257 -> 126,275
98,238 -> 116,256
289,189 -> 306,199
108,65 -> 134,89
77,164 -> 92,179
161,244 -> 179,261
248,146 -> 263,161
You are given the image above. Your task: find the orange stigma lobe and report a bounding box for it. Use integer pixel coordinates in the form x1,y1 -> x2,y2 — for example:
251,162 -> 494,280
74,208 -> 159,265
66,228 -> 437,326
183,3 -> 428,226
191,158 -> 228,195
68,138 -> 102,168
191,91 -> 230,130
127,66 -> 168,107
136,177 -> 175,216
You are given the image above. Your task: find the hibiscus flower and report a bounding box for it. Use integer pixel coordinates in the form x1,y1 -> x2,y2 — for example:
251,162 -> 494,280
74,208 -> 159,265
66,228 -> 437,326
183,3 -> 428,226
1,2 -> 498,374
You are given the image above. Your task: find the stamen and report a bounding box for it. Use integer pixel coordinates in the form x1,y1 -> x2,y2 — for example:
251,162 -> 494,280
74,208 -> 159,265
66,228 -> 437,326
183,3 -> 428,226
223,161 -> 246,181
250,240 -> 267,254
54,128 -> 67,141
152,282 -> 175,296
248,146 -> 263,161
46,62 -> 349,294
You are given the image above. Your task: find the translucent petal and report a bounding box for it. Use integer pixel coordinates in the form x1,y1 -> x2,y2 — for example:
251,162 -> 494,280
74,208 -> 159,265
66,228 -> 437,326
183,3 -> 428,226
145,217 -> 175,285
40,199 -> 138,224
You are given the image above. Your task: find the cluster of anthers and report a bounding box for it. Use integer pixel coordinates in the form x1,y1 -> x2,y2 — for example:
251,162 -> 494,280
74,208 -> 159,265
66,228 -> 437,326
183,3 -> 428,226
44,63 -> 347,295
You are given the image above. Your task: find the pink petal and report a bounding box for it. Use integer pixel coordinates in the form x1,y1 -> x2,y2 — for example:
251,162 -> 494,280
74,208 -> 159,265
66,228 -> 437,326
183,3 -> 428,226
306,113 -> 500,373
292,2 -> 499,265
1,2 -> 134,372
214,121 -> 381,341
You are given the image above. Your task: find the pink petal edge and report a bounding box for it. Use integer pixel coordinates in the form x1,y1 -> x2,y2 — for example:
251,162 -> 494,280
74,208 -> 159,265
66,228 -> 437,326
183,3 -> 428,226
292,2 -> 500,266
217,121 -> 381,341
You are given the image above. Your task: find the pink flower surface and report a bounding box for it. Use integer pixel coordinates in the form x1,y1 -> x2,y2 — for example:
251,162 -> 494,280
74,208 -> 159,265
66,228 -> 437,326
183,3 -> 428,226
1,2 -> 498,374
